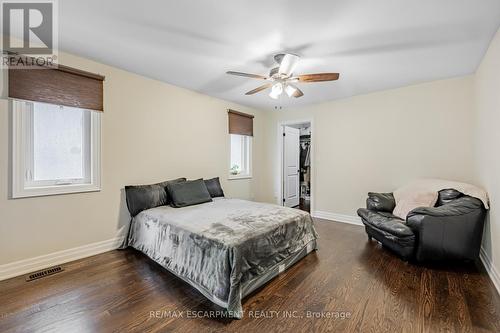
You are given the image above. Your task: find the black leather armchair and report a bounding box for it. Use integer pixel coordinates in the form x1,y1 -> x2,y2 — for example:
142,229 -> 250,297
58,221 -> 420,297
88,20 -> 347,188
357,189 -> 486,262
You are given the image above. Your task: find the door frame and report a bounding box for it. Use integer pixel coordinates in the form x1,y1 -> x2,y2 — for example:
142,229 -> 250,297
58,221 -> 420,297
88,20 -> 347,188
277,118 -> 314,212
282,125 -> 300,208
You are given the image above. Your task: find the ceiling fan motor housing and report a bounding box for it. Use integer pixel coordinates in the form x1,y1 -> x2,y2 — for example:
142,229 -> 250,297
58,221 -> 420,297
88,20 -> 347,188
269,67 -> 282,78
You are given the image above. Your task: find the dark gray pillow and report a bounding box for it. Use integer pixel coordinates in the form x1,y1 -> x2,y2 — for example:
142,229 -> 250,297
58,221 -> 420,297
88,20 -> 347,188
167,179 -> 213,208
204,177 -> 224,198
125,178 -> 186,216
436,189 -> 463,206
367,192 -> 395,212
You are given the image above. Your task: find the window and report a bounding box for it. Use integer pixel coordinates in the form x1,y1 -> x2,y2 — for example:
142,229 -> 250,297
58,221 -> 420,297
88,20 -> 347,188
12,100 -> 101,198
227,109 -> 253,179
229,134 -> 252,179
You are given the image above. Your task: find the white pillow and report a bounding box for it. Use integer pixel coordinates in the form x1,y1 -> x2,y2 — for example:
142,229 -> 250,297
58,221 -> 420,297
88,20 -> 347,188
392,190 -> 438,220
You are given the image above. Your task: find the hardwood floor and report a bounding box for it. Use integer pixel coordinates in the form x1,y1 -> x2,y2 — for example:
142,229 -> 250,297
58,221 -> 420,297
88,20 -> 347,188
1,219 -> 500,332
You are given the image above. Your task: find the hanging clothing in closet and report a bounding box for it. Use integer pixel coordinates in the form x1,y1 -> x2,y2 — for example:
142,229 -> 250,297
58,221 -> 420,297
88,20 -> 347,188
304,143 -> 310,167
300,142 -> 310,168
300,140 -> 310,182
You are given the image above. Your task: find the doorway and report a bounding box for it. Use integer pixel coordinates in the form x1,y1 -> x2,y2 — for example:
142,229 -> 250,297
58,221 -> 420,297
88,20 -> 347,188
279,121 -> 312,213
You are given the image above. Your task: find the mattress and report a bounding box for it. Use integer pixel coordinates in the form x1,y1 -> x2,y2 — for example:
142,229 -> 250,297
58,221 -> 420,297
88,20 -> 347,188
123,198 -> 318,318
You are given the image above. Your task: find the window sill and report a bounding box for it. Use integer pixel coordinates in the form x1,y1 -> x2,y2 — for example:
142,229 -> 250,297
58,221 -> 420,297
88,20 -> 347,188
12,183 -> 101,199
228,174 -> 252,180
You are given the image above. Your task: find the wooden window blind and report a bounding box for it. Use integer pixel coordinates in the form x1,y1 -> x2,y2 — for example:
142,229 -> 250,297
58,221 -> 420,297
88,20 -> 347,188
8,55 -> 105,111
228,109 -> 254,136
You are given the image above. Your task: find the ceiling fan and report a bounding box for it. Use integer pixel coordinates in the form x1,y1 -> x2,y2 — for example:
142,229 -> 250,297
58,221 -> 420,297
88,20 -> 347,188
226,53 -> 340,99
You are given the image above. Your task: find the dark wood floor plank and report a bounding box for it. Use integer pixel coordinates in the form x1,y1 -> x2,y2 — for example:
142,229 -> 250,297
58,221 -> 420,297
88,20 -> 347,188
1,219 -> 500,333
447,271 -> 473,332
460,268 -> 500,332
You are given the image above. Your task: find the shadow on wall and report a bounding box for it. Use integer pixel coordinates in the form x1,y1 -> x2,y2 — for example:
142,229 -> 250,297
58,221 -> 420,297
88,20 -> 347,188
482,212 -> 492,259
116,188 -> 131,240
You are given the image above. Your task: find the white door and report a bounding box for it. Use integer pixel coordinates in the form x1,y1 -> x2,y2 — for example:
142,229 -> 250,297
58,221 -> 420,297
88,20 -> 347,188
283,126 -> 300,207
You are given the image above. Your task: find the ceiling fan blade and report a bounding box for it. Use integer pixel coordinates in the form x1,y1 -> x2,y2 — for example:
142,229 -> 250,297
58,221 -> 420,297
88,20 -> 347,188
292,87 -> 304,98
226,71 -> 268,80
296,73 -> 340,82
278,54 -> 300,76
245,83 -> 273,95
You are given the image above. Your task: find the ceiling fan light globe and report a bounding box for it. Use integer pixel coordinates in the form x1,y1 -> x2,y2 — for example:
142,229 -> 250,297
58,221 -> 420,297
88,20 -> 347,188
285,84 -> 297,97
269,83 -> 283,99
272,82 -> 283,93
269,91 -> 280,99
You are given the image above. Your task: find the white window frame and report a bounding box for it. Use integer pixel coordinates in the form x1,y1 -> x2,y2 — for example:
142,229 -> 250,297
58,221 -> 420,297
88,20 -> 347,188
228,134 -> 252,180
12,100 -> 101,198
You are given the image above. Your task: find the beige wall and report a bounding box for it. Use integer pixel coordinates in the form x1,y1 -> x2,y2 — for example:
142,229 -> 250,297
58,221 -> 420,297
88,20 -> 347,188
263,76 -> 476,216
474,28 -> 500,278
0,52 -> 269,264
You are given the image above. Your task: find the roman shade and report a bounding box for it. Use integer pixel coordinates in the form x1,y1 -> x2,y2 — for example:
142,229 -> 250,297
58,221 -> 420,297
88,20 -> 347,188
228,109 -> 254,136
8,55 -> 105,111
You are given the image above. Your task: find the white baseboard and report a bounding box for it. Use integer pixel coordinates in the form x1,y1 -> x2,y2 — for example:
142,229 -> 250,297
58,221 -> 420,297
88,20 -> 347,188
312,211 -> 362,226
479,247 -> 500,295
0,236 -> 124,281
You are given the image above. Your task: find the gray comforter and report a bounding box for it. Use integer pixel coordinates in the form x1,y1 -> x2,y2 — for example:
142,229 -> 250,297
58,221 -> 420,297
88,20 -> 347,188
123,198 -> 318,318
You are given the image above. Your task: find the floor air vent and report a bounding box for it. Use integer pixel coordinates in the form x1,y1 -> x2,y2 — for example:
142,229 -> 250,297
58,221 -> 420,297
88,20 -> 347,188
26,266 -> 64,281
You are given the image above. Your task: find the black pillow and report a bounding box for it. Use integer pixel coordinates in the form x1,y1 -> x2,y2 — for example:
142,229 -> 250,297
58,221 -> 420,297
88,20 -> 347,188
204,177 -> 224,198
436,189 -> 463,206
125,178 -> 186,216
167,179 -> 213,208
367,192 -> 395,212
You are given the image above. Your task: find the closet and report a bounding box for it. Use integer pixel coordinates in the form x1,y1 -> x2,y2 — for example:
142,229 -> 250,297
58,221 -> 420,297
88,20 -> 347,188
299,126 -> 311,212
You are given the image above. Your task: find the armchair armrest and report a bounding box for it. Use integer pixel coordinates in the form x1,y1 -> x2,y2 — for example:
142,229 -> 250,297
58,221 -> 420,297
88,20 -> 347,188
406,197 -> 486,261
366,192 -> 396,212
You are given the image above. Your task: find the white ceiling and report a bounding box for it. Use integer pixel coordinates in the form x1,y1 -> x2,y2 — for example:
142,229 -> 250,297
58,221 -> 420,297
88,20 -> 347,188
60,0 -> 500,110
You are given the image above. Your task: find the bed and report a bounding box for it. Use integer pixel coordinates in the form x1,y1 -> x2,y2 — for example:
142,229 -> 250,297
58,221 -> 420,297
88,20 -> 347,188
122,197 -> 318,318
